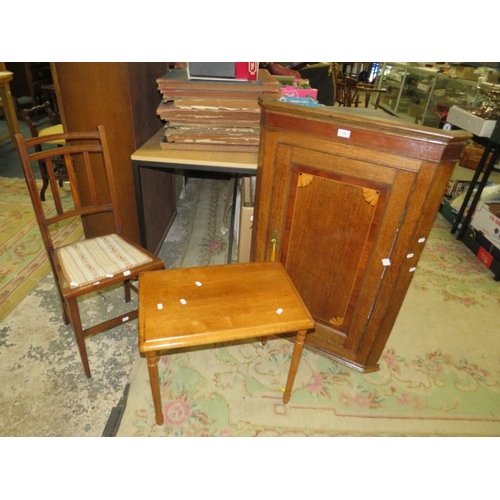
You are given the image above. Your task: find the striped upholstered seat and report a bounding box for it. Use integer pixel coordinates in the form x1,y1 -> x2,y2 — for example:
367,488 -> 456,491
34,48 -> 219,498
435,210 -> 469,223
57,234 -> 153,288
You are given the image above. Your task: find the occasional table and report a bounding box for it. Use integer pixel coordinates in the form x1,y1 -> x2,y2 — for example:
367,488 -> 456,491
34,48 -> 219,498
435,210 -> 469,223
138,261 -> 315,426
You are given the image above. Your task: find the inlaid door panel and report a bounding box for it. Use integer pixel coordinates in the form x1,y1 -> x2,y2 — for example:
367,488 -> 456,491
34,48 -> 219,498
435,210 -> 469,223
259,143 -> 416,355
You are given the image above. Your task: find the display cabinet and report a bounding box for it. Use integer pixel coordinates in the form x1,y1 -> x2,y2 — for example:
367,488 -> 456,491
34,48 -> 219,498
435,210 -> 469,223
375,63 -> 482,128
251,99 -> 471,372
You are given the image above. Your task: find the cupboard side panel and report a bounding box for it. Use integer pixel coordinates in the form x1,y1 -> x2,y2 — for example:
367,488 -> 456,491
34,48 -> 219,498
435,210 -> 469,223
362,159 -> 457,365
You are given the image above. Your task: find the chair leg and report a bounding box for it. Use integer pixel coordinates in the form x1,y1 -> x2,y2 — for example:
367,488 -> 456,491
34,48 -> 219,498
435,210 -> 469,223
283,329 -> 307,404
50,270 -> 70,325
67,297 -> 92,378
61,299 -> 70,325
38,160 -> 49,202
124,280 -> 131,303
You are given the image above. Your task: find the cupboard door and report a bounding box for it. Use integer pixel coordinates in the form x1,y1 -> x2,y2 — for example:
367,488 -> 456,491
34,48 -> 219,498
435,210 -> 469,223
254,143 -> 416,366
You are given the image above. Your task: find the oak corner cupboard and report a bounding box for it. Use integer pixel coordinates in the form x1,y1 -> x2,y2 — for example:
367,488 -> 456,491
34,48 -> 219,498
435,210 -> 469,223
251,99 -> 471,373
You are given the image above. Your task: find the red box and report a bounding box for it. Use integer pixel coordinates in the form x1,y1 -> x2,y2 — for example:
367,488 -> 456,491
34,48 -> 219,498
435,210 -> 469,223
471,201 -> 500,250
477,246 -> 494,267
235,62 -> 258,81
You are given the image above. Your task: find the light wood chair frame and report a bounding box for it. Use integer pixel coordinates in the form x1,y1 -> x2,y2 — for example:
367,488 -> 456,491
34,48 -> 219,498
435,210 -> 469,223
15,125 -> 165,378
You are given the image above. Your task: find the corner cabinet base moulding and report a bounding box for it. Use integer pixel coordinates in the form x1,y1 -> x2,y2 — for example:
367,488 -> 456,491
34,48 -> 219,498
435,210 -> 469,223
251,100 -> 471,373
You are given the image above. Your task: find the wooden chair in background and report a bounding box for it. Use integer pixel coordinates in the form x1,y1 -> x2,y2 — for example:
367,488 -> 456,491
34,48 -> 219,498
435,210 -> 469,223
20,101 -> 68,201
344,76 -> 359,107
331,63 -> 346,106
354,82 -> 388,109
332,63 -> 387,108
15,125 -> 165,377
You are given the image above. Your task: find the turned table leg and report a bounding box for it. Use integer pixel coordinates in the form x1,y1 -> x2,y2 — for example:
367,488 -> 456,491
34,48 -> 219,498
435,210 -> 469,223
146,351 -> 164,426
283,330 -> 307,404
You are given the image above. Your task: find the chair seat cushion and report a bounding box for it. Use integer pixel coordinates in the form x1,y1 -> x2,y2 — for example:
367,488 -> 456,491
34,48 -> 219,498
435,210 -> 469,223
39,124 -> 65,144
57,233 -> 153,288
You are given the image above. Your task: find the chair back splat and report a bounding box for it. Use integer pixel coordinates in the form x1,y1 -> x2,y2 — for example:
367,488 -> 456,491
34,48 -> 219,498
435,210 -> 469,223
15,125 -> 165,378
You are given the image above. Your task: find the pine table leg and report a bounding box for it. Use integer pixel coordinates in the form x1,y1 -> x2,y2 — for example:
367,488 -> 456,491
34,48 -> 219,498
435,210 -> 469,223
283,330 -> 307,404
146,351 -> 164,426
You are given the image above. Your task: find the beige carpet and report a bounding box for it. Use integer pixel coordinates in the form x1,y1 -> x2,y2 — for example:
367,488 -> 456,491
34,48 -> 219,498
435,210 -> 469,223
117,183 -> 500,436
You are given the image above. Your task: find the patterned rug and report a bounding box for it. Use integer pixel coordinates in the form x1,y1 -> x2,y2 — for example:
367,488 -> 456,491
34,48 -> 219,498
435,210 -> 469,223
157,176 -> 232,269
0,176 -> 230,436
117,192 -> 500,437
0,177 -> 83,322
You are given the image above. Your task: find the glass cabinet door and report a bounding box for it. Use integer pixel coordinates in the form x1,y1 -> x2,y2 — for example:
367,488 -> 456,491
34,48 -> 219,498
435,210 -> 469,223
376,63 -> 482,128
402,66 -> 438,126
376,62 -> 407,115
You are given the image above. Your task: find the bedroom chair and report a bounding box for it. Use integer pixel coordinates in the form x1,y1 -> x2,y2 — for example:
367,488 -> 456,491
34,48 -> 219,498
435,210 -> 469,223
20,101 -> 67,201
15,125 -> 165,378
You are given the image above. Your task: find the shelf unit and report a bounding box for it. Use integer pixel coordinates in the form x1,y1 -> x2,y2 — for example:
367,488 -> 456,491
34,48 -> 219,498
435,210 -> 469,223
374,63 -> 482,128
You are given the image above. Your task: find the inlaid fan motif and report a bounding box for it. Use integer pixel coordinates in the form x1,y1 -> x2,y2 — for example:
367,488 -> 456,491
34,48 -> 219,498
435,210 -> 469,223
363,188 -> 380,206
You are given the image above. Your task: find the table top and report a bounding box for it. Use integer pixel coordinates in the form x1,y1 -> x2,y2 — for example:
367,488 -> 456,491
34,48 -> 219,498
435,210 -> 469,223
131,128 -> 258,173
138,261 -> 314,352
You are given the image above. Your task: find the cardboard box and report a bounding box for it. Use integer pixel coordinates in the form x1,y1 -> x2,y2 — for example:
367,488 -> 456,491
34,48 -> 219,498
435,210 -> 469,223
452,66 -> 478,82
407,103 -> 424,118
238,205 -> 253,263
447,105 -> 496,137
470,201 -> 500,249
490,119 -> 500,144
461,225 -> 500,280
459,143 -> 494,171
446,179 -> 483,199
476,229 -> 500,263
237,176 -> 255,263
488,72 -> 500,84
440,197 -> 458,225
